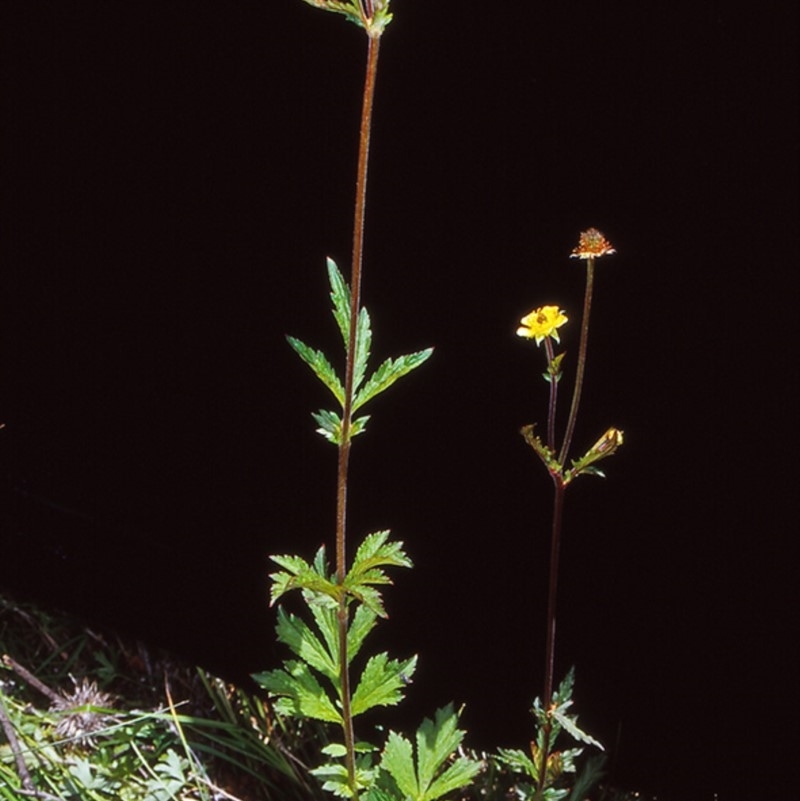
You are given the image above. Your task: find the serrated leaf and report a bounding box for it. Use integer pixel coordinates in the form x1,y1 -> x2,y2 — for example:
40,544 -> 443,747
342,531 -> 413,616
380,705 -> 478,801
350,414 -> 370,437
424,755 -> 482,801
275,607 -> 338,681
353,306 -> 372,393
312,409 -> 371,444
306,603 -> 340,670
353,530 -> 413,572
350,653 -> 417,717
269,548 -> 342,605
551,710 -> 603,750
310,762 -> 352,798
327,257 -> 352,348
496,747 -> 538,781
381,730 -> 417,798
251,660 -> 341,724
347,604 -> 380,661
352,349 -> 434,412
415,704 -> 466,794
312,408 -> 344,444
286,335 -> 345,405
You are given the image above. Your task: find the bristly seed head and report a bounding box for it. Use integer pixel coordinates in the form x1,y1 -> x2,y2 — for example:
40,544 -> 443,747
570,228 -> 616,260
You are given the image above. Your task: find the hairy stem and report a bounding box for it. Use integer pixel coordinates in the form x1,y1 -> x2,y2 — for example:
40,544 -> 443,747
335,33 -> 382,797
558,257 -> 595,466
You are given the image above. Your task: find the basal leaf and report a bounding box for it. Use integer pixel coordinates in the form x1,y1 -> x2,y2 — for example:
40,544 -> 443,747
350,653 -> 417,717
353,349 -> 433,412
415,703 -> 467,795
286,335 -> 345,405
251,660 -> 341,724
379,705 -> 478,801
381,730 -> 417,798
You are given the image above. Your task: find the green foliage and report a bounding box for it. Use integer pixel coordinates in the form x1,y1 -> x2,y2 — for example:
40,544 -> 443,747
288,258 -> 433,445
269,530 -> 413,618
377,705 -> 481,801
255,531 -> 417,728
496,670 -> 603,801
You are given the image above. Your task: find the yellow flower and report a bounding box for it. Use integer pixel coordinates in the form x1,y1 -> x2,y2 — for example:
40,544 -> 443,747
570,228 -> 616,259
516,305 -> 568,345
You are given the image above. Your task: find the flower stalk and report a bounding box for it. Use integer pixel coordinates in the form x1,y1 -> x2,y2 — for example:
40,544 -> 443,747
516,229 -> 620,797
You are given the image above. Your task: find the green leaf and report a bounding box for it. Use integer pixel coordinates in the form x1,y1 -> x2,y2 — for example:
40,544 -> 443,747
251,660 -> 341,724
347,604 -> 380,661
496,747 -> 539,782
353,349 -> 434,412
350,653 -> 417,717
311,758 -> 379,799
312,408 -> 343,444
274,607 -> 338,682
342,531 -> 413,617
325,257 -> 372,394
269,548 -> 342,605
311,409 -> 371,444
552,708 -> 603,750
327,256 -> 352,349
417,704 -> 472,799
310,761 -> 352,798
353,306 -> 372,393
286,335 -> 345,405
381,730 -> 417,798
379,705 -> 479,801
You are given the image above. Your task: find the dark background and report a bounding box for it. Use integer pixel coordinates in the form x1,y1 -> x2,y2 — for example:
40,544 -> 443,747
1,3 -> 797,799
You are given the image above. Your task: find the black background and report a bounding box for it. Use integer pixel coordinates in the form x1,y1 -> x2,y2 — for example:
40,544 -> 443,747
1,3 -> 797,799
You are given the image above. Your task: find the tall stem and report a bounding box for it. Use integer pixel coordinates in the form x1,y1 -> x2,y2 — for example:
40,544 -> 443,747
536,476 -> 566,795
334,33 -> 382,798
558,257 -> 595,466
